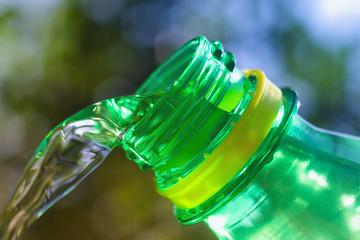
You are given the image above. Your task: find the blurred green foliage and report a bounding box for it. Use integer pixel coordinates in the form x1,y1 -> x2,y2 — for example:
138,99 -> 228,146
0,0 -> 359,239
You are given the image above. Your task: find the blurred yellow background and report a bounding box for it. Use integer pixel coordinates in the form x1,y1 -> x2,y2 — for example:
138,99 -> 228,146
0,0 -> 360,239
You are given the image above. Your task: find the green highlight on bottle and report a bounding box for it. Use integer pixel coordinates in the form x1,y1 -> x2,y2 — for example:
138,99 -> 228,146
3,35 -> 359,240
122,36 -> 256,189
122,36 -> 289,217
123,36 -> 360,239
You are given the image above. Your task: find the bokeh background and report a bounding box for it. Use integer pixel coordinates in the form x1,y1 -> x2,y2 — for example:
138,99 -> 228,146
1,0 -> 360,239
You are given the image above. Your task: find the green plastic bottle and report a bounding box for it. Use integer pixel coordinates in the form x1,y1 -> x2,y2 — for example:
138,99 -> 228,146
122,36 -> 360,239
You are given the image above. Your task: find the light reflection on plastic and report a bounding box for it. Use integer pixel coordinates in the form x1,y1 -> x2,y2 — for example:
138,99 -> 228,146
298,163 -> 329,190
206,216 -> 233,240
120,106 -> 132,116
307,170 -> 328,187
342,197 -> 359,232
341,195 -> 355,207
349,214 -> 360,232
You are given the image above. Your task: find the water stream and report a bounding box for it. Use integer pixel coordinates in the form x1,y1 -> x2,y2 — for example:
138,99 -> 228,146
0,93 -> 161,240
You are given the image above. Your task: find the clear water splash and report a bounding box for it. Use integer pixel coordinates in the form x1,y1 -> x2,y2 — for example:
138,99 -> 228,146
0,93 -> 161,240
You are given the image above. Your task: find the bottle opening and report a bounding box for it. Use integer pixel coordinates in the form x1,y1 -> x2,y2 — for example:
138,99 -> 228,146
123,36 -> 253,185
122,36 -> 285,216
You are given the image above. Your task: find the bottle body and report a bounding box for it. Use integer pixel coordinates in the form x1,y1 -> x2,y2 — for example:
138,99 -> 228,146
204,114 -> 360,239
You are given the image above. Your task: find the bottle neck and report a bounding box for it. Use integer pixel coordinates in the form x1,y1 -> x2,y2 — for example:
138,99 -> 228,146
123,36 -> 255,187
158,70 -> 283,209
122,36 -> 299,224
174,87 -> 299,224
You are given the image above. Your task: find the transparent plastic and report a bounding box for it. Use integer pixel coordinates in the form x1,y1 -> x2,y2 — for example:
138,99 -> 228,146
122,37 -> 360,239
123,37 -> 256,193
204,102 -> 360,239
2,35 -> 360,240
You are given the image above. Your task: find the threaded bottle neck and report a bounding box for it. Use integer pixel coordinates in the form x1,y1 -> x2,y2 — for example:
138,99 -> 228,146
122,36 -> 254,189
122,36 -> 300,225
